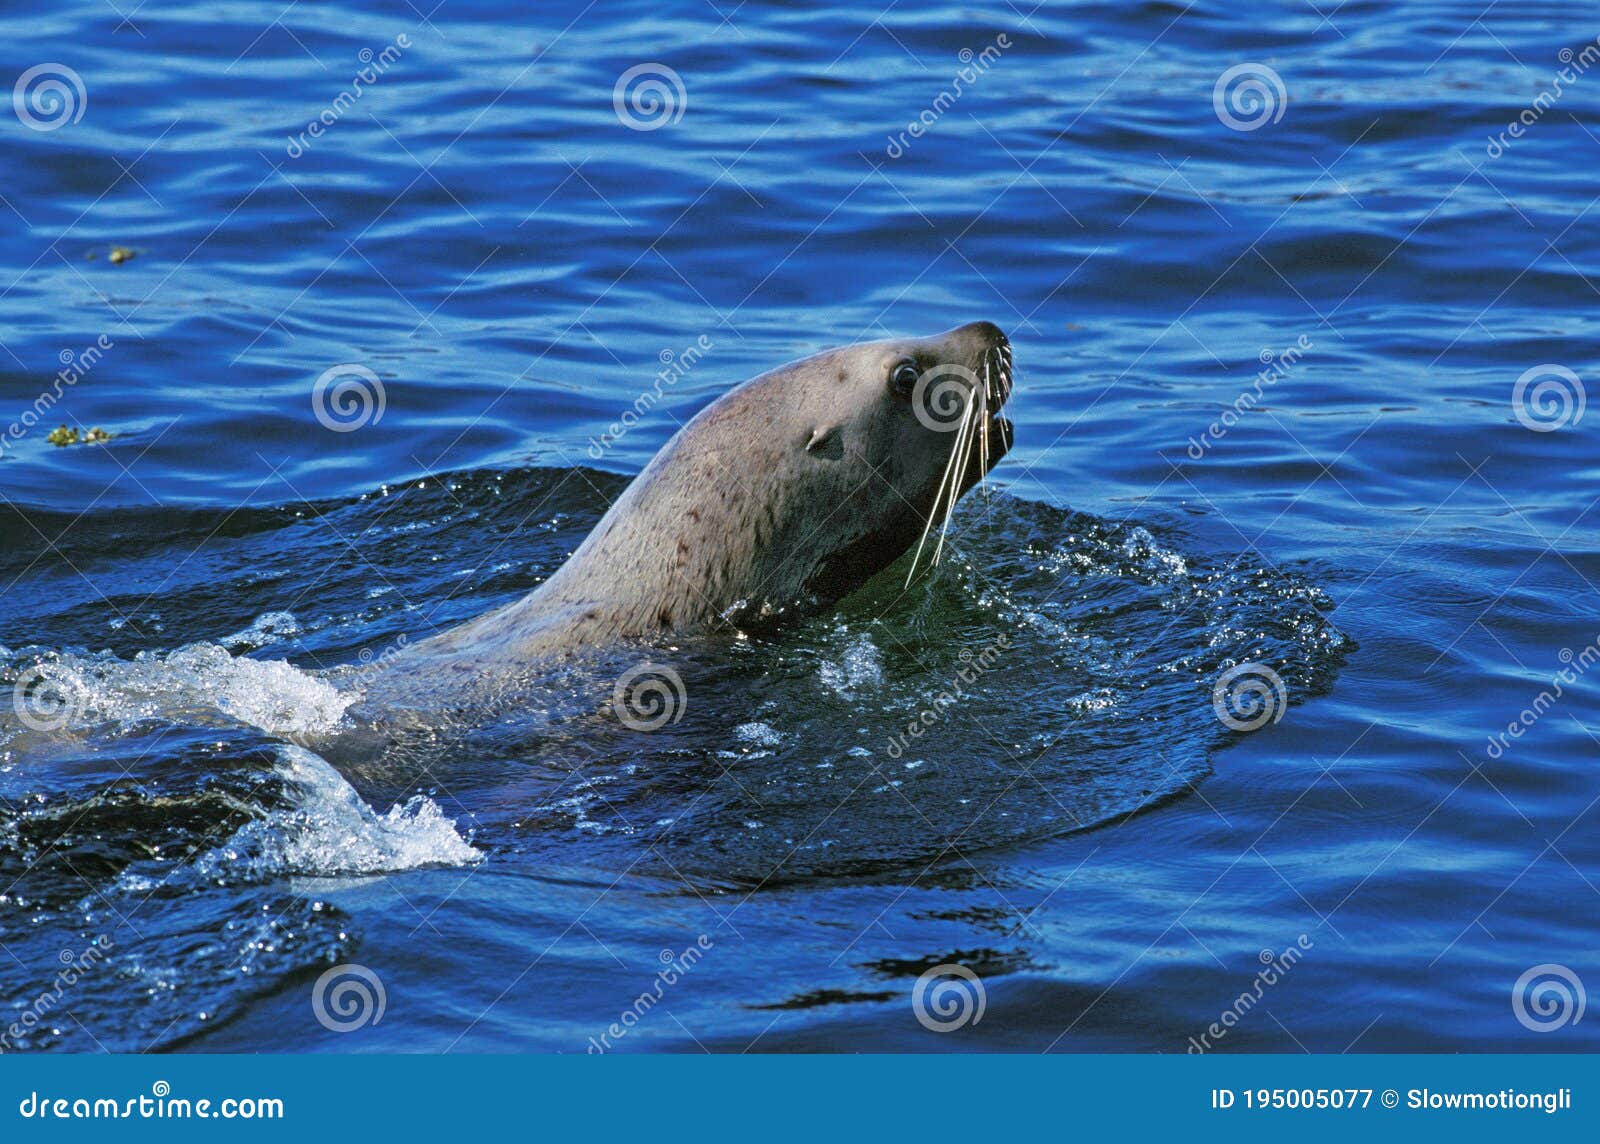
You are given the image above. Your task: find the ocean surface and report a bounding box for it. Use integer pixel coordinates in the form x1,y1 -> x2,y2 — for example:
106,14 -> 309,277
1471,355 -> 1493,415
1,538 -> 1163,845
2,0 -> 1597,1052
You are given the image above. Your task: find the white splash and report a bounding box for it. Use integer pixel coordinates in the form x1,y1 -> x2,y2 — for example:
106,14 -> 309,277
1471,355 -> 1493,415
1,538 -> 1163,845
221,610 -> 303,651
1,642 -> 354,744
734,721 -> 783,747
190,745 -> 480,879
817,629 -> 884,696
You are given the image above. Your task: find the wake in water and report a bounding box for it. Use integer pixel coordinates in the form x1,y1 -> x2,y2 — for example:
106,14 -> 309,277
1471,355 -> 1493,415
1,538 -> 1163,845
0,644 -> 479,1051
0,469 -> 1347,1048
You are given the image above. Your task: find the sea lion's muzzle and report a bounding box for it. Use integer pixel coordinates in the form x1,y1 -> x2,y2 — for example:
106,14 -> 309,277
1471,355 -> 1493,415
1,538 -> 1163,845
979,330 -> 1014,470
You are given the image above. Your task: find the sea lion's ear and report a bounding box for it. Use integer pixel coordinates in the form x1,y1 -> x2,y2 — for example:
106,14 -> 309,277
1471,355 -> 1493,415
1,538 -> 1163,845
804,425 -> 844,459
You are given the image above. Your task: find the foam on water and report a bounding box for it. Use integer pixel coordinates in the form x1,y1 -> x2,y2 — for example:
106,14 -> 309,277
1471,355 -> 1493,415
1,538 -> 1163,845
816,627 -> 885,696
0,630 -> 480,1051
186,745 -> 480,881
220,610 -> 303,652
2,630 -> 479,893
1,638 -> 354,748
733,722 -> 783,747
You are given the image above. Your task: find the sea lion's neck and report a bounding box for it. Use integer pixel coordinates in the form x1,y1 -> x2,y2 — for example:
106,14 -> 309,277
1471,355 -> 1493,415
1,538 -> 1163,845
399,440 -> 784,664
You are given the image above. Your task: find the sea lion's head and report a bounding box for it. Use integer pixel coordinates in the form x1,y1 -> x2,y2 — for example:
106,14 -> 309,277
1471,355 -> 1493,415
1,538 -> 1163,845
391,324 -> 1017,663
439,323 -> 1016,652
808,318 -> 1013,485
665,320 -> 1015,621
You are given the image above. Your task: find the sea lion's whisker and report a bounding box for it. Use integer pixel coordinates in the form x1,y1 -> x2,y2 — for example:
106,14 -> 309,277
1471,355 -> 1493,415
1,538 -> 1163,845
931,392 -> 979,568
972,355 -> 985,502
905,387 -> 974,585
927,395 -> 976,567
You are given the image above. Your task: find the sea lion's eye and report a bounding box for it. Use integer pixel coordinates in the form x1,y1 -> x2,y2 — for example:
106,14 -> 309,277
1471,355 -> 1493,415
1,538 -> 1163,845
889,360 -> 919,399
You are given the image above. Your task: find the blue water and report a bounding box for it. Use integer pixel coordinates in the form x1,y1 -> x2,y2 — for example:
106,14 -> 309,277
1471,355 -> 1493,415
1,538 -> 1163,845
2,0 -> 1598,1052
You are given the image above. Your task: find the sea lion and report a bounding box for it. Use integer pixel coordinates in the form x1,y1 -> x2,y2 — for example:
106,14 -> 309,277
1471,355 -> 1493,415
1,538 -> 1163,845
387,321 -> 1013,671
